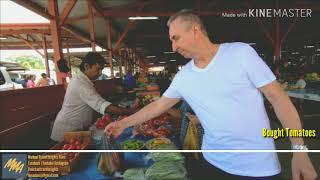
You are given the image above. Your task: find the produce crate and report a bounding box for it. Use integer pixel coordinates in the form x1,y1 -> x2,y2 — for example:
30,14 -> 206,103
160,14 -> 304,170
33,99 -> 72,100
51,131 -> 92,150
50,131 -> 92,175
64,131 -> 92,143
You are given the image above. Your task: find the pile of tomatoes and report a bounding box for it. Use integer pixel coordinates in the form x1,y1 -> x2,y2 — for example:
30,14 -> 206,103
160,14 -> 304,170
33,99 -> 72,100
95,114 -> 112,129
60,138 -> 85,159
137,114 -> 170,138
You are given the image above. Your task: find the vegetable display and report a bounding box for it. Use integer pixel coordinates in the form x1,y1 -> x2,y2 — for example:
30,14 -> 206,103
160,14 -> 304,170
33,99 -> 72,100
123,168 -> 146,180
122,139 -> 145,150
145,138 -> 172,150
145,161 -> 187,180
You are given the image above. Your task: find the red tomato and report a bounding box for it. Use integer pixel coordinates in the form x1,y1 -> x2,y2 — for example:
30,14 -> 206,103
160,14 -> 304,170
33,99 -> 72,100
62,144 -> 70,150
145,129 -> 153,136
75,145 -> 81,150
68,145 -> 76,150
74,140 -> 81,146
96,120 -> 105,129
158,126 -> 168,132
147,121 -> 154,128
158,130 -> 168,137
143,124 -> 149,129
153,119 -> 160,126
96,122 -> 102,128
153,131 -> 160,138
103,114 -> 111,122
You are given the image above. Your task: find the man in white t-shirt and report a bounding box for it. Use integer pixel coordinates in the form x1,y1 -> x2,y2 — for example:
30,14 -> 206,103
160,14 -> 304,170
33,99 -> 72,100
105,10 -> 317,179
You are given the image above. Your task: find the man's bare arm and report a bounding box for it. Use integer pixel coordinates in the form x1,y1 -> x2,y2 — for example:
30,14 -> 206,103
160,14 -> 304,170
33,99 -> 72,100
259,80 -> 303,145
121,96 -> 180,128
260,80 -> 317,180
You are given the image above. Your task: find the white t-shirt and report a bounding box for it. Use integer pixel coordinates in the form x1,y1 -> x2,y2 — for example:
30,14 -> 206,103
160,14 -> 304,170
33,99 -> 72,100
163,42 -> 281,177
51,71 -> 111,142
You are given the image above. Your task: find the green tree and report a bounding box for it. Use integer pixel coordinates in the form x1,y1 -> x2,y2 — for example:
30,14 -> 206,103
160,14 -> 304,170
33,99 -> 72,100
6,55 -> 45,70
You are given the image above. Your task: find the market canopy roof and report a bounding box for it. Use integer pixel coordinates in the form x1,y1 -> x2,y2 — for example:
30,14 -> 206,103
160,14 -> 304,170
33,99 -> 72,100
0,0 -> 320,67
0,61 -> 29,71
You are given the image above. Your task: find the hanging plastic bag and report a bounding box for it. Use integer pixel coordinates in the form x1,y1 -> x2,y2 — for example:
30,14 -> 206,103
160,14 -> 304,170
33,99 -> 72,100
183,122 -> 201,160
97,136 -> 121,175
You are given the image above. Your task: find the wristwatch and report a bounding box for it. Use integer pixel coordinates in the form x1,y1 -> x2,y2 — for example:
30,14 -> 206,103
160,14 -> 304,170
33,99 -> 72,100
291,144 -> 308,150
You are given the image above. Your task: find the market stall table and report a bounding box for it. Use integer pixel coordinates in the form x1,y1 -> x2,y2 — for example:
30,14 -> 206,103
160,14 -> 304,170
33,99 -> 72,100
287,89 -> 320,102
56,127 -> 180,180
287,88 -> 320,120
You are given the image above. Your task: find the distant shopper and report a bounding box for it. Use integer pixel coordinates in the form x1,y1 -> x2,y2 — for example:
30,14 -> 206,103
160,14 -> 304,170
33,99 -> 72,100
36,73 -> 50,87
21,76 -> 28,88
123,70 -> 136,91
26,75 -> 36,88
49,78 -> 56,85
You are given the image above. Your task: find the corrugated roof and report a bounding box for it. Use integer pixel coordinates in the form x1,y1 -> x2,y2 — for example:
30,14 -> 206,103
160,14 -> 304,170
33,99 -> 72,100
0,0 -> 319,67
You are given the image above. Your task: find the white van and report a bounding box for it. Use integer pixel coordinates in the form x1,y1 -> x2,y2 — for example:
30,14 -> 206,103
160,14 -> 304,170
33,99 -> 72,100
0,67 -> 23,91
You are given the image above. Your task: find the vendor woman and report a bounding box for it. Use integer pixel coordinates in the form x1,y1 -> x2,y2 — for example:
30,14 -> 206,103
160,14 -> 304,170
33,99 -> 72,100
51,52 -> 136,142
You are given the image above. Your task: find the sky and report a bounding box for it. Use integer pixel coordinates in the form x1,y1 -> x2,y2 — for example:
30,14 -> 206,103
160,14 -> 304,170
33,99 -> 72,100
0,0 -> 49,23
0,0 -> 104,61
0,0 -> 49,60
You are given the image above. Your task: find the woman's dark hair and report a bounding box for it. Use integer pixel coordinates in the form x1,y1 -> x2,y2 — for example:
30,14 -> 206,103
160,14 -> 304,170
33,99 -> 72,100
26,74 -> 34,80
80,52 -> 106,71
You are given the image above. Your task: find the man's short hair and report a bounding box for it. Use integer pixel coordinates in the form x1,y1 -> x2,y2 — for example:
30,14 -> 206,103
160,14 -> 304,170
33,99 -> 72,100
41,73 -> 47,78
167,9 -> 208,37
80,52 -> 106,71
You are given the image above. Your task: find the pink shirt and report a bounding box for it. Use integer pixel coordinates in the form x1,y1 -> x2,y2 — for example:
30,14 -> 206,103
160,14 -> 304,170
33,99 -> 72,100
26,80 -> 35,88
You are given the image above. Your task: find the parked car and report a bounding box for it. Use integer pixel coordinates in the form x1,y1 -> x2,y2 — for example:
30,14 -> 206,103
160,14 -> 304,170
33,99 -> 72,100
0,61 -> 29,90
0,67 -> 15,91
0,68 -> 26,91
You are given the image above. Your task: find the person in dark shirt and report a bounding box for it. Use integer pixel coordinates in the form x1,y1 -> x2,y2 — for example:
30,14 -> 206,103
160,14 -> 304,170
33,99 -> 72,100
123,70 -> 136,91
